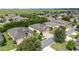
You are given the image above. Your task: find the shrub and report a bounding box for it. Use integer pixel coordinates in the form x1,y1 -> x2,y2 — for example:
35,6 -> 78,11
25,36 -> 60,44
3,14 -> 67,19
17,36 -> 42,51
66,40 -> 77,50
62,16 -> 70,21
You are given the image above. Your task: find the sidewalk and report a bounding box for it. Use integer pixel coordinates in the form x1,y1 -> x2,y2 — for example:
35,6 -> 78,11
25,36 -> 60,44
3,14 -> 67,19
10,48 -> 16,51
42,45 -> 55,51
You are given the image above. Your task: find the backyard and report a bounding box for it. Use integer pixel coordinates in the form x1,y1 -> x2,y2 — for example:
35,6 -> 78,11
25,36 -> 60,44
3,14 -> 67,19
0,32 -> 16,51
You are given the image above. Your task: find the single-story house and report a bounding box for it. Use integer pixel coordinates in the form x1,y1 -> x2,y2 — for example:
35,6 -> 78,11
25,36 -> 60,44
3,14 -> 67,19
44,20 -> 72,28
5,14 -> 25,22
29,20 -> 72,38
29,20 -> 71,33
0,32 -> 4,44
76,45 -> 79,51
29,24 -> 48,33
29,24 -> 53,38
7,27 -> 32,45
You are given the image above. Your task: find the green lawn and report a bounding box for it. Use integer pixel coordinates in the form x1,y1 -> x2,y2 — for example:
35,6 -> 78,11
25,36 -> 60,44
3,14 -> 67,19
0,24 -> 3,28
51,42 -> 67,51
0,10 -> 64,14
0,32 -> 16,51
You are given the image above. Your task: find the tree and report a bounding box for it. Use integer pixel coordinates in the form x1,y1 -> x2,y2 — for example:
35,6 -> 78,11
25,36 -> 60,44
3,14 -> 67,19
0,15 -> 4,19
17,32 -> 43,51
49,27 -> 53,31
66,40 -> 77,50
17,35 -> 42,51
29,16 -> 48,24
62,16 -> 70,21
54,26 -> 66,43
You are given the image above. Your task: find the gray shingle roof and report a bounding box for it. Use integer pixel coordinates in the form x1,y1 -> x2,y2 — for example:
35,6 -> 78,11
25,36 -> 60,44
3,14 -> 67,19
30,24 -> 48,32
29,20 -> 71,32
7,27 -> 32,41
44,20 -> 71,27
5,14 -> 24,21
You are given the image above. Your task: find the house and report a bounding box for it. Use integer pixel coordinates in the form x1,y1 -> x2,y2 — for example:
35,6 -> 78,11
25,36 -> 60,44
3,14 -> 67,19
47,15 -> 56,21
0,32 -> 4,44
29,24 -> 48,33
7,27 -> 32,45
5,14 -> 25,22
44,20 -> 72,28
29,20 -> 72,38
76,45 -> 79,51
29,24 -> 53,38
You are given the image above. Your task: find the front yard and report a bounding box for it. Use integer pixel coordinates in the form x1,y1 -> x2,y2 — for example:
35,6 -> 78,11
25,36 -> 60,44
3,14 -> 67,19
0,32 -> 16,51
51,42 -> 67,51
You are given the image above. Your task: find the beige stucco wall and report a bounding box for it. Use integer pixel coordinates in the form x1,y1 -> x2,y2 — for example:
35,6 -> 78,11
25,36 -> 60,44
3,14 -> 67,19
29,27 -> 40,33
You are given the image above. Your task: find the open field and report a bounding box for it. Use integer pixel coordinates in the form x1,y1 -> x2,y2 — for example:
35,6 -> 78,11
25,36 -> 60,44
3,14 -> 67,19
0,9 -> 64,14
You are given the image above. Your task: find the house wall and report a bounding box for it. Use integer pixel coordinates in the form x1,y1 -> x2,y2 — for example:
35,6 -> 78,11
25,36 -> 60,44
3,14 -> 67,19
29,27 -> 40,33
7,31 -> 25,45
7,31 -> 15,41
16,38 -> 24,45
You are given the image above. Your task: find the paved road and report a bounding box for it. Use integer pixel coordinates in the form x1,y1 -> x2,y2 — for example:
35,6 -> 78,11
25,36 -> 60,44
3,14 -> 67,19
41,37 -> 54,48
42,26 -> 76,48
42,45 -> 55,51
66,26 -> 76,35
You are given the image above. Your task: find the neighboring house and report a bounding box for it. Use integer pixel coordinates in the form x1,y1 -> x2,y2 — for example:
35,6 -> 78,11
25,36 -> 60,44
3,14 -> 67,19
7,27 -> 32,45
29,20 -> 71,38
29,24 -> 53,38
70,18 -> 75,22
47,16 -> 56,21
44,20 -> 72,28
29,20 -> 71,33
0,32 -> 4,44
76,46 -> 79,51
29,24 -> 48,33
5,14 -> 25,22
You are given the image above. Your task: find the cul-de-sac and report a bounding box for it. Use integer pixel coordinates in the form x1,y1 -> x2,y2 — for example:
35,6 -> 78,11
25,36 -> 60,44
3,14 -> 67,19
0,8 -> 79,51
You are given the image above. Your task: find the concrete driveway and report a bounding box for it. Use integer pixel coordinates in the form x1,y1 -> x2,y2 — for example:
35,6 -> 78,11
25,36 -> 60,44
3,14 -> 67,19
66,26 -> 76,35
42,45 -> 55,51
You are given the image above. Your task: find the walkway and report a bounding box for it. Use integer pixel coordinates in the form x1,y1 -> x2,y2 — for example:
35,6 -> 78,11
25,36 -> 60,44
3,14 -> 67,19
42,45 -> 55,51
66,26 -> 76,35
